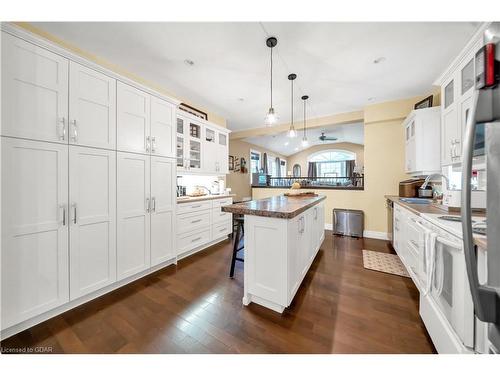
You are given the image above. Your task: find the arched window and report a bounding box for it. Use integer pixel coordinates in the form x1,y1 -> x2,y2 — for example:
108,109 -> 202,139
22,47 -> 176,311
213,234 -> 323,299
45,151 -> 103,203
307,149 -> 356,178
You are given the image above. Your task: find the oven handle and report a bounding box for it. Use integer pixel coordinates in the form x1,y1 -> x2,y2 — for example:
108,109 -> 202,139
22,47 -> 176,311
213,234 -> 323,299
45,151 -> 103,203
461,88 -> 499,324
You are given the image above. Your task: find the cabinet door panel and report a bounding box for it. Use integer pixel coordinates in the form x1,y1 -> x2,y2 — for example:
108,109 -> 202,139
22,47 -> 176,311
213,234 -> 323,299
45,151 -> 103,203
117,82 -> 150,154
69,61 -> 116,149
151,97 -> 175,157
1,33 -> 69,143
69,146 -> 116,299
442,107 -> 457,165
117,152 -> 151,280
151,156 -> 176,266
1,138 -> 69,328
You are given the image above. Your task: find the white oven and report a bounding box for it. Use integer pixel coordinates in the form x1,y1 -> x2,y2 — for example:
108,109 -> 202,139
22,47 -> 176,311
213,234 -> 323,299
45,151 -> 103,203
417,218 -> 475,353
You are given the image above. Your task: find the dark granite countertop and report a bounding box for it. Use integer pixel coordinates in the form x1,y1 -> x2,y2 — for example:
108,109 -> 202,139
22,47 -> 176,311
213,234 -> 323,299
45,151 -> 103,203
222,195 -> 326,219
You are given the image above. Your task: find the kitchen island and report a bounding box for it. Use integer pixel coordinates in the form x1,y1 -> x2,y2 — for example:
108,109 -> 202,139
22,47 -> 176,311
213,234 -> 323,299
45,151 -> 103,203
222,195 -> 326,313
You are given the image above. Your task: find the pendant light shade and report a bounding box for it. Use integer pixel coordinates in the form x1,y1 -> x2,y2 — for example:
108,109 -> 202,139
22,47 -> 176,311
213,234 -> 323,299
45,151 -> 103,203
301,95 -> 309,147
288,73 -> 297,138
264,37 -> 278,126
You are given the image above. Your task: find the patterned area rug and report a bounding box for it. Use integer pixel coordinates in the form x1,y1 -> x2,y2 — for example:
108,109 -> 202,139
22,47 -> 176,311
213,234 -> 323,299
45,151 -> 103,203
362,250 -> 410,278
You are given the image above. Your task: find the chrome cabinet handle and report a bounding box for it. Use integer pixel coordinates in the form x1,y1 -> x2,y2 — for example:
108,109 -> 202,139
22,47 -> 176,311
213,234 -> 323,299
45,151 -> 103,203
151,136 -> 156,153
146,198 -> 150,213
58,117 -> 66,140
191,237 -> 202,243
146,136 -> 151,152
461,89 -> 499,323
191,205 -> 201,209
191,219 -> 202,224
454,139 -> 460,157
70,119 -> 77,142
60,204 -> 66,226
151,197 -> 156,212
219,227 -> 226,232
410,239 -> 419,248
72,203 -> 77,224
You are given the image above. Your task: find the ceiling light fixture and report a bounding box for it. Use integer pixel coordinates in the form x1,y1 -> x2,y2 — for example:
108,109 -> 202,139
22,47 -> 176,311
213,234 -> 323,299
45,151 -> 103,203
264,37 -> 278,126
288,73 -> 297,138
301,95 -> 309,148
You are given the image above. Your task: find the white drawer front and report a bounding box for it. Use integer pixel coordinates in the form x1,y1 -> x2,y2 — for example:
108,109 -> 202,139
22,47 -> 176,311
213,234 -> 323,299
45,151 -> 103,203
177,200 -> 212,214
177,229 -> 211,254
212,207 -> 232,224
177,211 -> 211,234
213,220 -> 232,238
212,198 -> 233,207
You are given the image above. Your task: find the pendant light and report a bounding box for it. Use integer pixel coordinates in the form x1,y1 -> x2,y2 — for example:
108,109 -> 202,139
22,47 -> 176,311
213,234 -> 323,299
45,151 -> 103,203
264,37 -> 278,126
301,95 -> 309,147
287,73 -> 297,137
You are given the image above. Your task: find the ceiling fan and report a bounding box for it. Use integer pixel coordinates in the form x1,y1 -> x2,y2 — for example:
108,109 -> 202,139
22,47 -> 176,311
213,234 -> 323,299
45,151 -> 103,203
319,132 -> 338,142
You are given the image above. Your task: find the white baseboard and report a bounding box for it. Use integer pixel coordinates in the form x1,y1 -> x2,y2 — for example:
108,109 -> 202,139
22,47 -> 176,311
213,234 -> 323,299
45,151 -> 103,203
363,231 -> 389,240
324,224 -> 389,240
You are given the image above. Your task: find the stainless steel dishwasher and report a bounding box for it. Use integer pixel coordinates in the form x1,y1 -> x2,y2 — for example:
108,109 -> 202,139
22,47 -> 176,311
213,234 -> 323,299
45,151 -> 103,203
333,209 -> 364,238
386,199 -> 393,245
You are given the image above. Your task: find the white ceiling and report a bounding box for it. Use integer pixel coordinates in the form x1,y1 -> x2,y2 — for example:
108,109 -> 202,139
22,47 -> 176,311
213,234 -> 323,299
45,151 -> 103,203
31,22 -> 479,131
244,122 -> 364,157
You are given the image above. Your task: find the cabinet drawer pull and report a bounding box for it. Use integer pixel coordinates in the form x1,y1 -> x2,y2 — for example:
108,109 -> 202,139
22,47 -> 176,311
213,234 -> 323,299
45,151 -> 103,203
191,237 -> 202,243
410,239 -> 419,248
219,227 -> 227,232
191,219 -> 202,224
191,205 -> 201,208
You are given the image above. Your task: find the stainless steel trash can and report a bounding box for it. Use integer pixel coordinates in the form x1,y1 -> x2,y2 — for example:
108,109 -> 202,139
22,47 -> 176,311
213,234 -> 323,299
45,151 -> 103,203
333,209 -> 364,238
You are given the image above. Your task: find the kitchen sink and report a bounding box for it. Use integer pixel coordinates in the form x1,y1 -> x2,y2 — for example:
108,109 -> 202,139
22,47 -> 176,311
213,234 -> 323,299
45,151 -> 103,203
399,197 -> 433,204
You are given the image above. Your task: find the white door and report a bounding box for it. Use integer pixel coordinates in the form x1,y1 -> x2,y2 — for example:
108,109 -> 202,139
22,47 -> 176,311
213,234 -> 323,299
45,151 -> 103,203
150,96 -> 175,158
117,152 -> 151,280
117,82 -> 151,154
150,156 -> 176,266
69,146 -> 116,300
1,138 -> 69,328
69,61 -> 116,149
1,32 -> 69,143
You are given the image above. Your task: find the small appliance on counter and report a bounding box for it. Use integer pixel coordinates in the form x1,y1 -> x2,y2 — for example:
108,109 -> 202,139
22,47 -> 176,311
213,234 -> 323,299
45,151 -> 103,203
177,185 -> 187,197
418,184 -> 433,198
399,178 -> 425,197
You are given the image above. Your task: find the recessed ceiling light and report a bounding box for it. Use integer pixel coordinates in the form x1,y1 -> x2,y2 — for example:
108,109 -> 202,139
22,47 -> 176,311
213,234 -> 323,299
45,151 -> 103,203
373,56 -> 386,64
184,59 -> 195,66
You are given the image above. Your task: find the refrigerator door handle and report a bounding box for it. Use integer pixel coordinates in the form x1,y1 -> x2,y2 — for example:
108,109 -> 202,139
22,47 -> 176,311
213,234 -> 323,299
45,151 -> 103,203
461,89 -> 500,324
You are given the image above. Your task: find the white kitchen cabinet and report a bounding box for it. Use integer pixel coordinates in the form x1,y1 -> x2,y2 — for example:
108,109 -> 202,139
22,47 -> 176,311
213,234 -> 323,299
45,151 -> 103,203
437,37 -> 482,166
150,96 -> 176,158
217,131 -> 229,174
403,107 -> 441,176
69,61 -> 116,149
117,82 -> 151,154
117,152 -> 151,280
1,32 -> 69,143
176,115 -> 203,172
69,146 -> 116,300
203,125 -> 218,173
243,201 -> 325,313
150,156 -> 176,266
1,138 -> 69,328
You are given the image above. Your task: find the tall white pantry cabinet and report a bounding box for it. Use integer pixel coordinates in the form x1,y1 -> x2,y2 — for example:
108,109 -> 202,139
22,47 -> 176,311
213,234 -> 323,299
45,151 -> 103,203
0,29 -> 178,335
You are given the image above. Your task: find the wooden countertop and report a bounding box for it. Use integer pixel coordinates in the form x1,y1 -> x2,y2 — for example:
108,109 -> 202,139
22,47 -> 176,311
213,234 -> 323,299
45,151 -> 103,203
177,194 -> 236,204
385,195 -> 487,249
222,195 -> 326,219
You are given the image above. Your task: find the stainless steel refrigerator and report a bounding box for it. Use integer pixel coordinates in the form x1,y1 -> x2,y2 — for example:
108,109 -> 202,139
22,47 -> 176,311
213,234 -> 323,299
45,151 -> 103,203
462,22 -> 500,354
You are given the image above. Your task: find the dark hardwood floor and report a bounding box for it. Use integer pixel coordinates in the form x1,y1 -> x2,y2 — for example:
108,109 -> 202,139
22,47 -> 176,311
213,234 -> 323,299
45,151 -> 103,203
1,231 -> 435,354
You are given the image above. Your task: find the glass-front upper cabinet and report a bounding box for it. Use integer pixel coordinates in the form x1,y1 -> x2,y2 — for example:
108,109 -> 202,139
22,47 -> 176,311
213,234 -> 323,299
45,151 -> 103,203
188,121 -> 202,170
461,58 -> 474,95
444,80 -> 454,109
218,132 -> 227,146
176,117 -> 185,168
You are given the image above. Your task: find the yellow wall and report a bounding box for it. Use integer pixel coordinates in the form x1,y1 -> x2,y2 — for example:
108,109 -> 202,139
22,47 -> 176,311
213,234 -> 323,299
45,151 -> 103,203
287,142 -> 364,176
226,139 -> 288,201
13,22 -> 227,128
254,93 -> 439,236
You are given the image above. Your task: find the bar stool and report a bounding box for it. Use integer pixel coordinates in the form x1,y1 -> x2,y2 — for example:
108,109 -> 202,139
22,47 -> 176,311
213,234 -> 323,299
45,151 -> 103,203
229,216 -> 244,278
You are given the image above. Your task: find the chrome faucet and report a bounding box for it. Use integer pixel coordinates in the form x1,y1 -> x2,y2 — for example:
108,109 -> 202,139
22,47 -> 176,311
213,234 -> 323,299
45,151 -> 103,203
421,173 -> 450,190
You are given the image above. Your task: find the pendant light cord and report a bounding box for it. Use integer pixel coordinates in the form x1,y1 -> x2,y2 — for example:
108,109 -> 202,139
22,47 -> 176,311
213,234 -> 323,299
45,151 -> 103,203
291,78 -> 293,126
270,46 -> 273,108
303,99 -> 306,138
